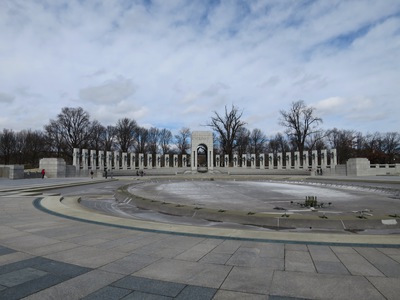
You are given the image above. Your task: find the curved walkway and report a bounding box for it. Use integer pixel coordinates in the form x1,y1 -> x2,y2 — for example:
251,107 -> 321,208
0,177 -> 399,299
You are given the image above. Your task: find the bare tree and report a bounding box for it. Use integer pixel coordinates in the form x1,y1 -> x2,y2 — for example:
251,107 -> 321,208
383,132 -> 400,163
326,128 -> 357,164
0,129 -> 16,164
159,128 -> 172,155
249,128 -> 267,156
207,105 -> 247,161
175,127 -> 191,155
147,127 -> 160,155
44,107 -> 95,158
236,127 -> 250,163
279,100 -> 323,160
115,118 -> 137,152
134,127 -> 149,153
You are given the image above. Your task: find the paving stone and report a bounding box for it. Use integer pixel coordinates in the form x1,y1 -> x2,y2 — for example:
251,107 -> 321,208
212,240 -> 242,254
0,267 -> 48,287
35,260 -> 92,278
308,245 -> 340,262
226,247 -> 260,267
285,244 -> 308,251
356,247 -> 400,277
199,252 -> 231,264
313,261 -> 350,275
268,296 -> 308,299
368,276 -> 400,300
0,284 -> 6,291
254,256 -> 284,270
335,252 -> 385,276
112,275 -> 185,297
175,285 -> 217,300
213,289 -> 267,299
133,258 -> 232,288
100,254 -> 160,275
82,286 -> 132,300
0,274 -> 66,300
221,266 -> 273,294
270,271 -> 385,300
258,243 -> 285,259
24,269 -> 125,300
0,245 -> 16,256
285,251 -> 316,273
0,257 -> 52,275
0,251 -> 34,266
122,290 -> 172,299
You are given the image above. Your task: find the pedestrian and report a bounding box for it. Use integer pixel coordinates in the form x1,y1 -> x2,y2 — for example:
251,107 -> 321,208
105,169 -> 108,179
41,169 -> 45,179
90,170 -> 94,179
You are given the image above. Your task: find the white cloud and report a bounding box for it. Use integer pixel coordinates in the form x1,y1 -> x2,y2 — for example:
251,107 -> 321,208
0,0 -> 399,134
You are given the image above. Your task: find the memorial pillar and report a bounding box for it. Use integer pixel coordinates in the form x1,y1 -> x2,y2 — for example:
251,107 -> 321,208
173,154 -> 178,168
73,148 -> 80,168
130,153 -> 136,169
277,153 -> 282,169
259,154 -> 265,169
106,151 -> 113,171
268,153 -> 274,169
251,154 -> 256,169
82,149 -> 89,170
303,152 -> 309,169
312,150 -> 318,169
114,151 -> 120,170
223,155 -> 228,167
165,155 -> 170,168
98,151 -> 104,170
156,154 -> 161,168
147,154 -> 153,169
122,152 -> 128,170
321,149 -> 327,169
182,154 -> 187,167
285,153 -> 291,169
294,151 -> 300,169
138,153 -> 144,169
242,154 -> 247,168
215,155 -> 220,167
233,155 -> 238,167
331,149 -> 337,167
90,150 -> 97,169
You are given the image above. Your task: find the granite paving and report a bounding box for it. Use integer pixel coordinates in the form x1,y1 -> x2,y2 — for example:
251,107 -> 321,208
0,177 -> 399,299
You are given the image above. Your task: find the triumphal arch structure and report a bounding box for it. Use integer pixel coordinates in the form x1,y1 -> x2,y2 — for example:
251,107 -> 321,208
191,131 -> 214,171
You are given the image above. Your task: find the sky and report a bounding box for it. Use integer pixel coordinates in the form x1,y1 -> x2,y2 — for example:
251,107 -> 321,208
1,0 -> 399,136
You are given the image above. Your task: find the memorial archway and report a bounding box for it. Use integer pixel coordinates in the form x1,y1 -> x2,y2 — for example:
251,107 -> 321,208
191,131 -> 214,172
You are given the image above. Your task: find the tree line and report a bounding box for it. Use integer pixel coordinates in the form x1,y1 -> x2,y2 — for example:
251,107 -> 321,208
1,101 -> 399,168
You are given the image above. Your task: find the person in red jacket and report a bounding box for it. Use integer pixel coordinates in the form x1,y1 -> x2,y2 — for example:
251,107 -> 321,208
41,169 -> 45,179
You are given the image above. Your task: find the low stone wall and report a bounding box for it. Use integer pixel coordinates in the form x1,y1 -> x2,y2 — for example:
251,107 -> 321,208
0,165 -> 24,179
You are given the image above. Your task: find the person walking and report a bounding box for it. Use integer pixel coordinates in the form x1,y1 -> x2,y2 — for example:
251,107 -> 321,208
41,169 -> 45,179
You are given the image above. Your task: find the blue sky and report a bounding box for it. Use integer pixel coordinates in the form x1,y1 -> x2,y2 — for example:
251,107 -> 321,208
1,0 -> 399,135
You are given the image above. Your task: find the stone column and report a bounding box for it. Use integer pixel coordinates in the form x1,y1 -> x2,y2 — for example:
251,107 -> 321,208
73,148 -> 80,167
113,151 -> 120,170
182,155 -> 187,167
331,149 -> 337,167
82,149 -> 89,170
130,153 -> 136,169
233,155 -> 238,167
215,155 -> 220,167
156,154 -> 161,168
320,149 -> 327,169
285,153 -> 291,169
138,153 -> 144,169
173,155 -> 178,168
90,150 -> 97,169
259,154 -> 265,169
122,153 -> 128,170
294,151 -> 300,169
165,155 -> 170,168
268,153 -> 274,169
98,151 -> 104,170
277,153 -> 282,169
106,151 -> 113,171
303,152 -> 309,169
147,154 -> 153,169
312,150 -> 318,169
242,154 -> 246,168
223,155 -> 228,167
251,154 -> 256,169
